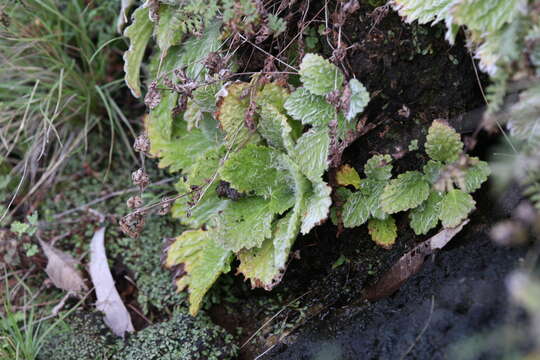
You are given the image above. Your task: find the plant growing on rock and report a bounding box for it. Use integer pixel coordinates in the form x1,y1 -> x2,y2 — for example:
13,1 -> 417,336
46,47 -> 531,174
121,2 -> 370,315
393,0 -> 540,211
338,120 -> 490,248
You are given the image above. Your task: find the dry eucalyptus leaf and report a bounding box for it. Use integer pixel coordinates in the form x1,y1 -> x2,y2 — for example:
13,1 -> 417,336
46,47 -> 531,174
89,227 -> 134,337
39,240 -> 87,293
363,220 -> 469,301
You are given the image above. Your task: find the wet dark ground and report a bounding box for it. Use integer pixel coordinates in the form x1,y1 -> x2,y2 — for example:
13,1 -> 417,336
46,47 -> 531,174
267,222 -> 526,360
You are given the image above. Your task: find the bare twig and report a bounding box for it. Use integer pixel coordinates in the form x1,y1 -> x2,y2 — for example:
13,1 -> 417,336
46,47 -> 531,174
49,177 -> 176,220
241,291 -> 311,349
399,296 -> 435,360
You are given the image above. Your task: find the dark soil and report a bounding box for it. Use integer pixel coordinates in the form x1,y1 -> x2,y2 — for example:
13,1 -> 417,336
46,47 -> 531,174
266,191 -> 526,360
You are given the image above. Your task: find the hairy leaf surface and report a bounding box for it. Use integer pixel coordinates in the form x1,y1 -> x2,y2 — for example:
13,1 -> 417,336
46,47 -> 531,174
381,171 -> 430,214
237,155 -> 309,289
256,82 -> 289,111
172,181 -> 229,229
179,22 -> 221,78
293,129 -> 330,182
346,79 -> 370,121
124,6 -> 153,98
425,120 -> 463,163
342,191 -> 370,228
392,0 -> 454,25
336,165 -> 361,189
284,88 -> 335,127
258,104 -> 295,153
155,5 -> 184,59
301,181 -> 332,234
157,129 -> 218,173
216,82 -> 259,148
368,217 -> 397,249
463,158 -> 491,193
409,191 -> 443,235
299,54 -> 344,96
221,144 -> 286,197
165,229 -> 232,315
423,160 -> 444,183
216,197 -> 276,252
439,189 -> 475,228
453,0 -> 524,34
364,154 -> 393,181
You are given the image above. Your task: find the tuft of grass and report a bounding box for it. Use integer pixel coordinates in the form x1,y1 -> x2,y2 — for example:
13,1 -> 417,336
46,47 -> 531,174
0,0 -> 136,209
0,268 -> 77,360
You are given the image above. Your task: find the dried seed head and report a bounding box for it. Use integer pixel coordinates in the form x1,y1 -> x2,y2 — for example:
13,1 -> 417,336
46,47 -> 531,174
127,196 -> 143,209
174,68 -> 189,83
175,94 -> 188,113
204,52 -> 227,76
244,102 -> 257,132
340,84 -> 352,114
216,181 -> 244,200
132,169 -> 150,190
120,212 -> 146,238
326,89 -> 342,108
144,81 -> 161,109
158,201 -> 171,215
133,134 -> 150,153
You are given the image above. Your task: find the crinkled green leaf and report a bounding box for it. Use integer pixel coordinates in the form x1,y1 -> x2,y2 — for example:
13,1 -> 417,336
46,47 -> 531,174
368,217 -> 397,249
172,180 -> 229,229
299,53 -> 344,96
300,181 -> 332,234
330,187 -> 353,226
453,0 -> 523,34
165,229 -> 232,316
284,88 -> 335,127
342,191 -> 370,228
169,144 -> 229,236
360,180 -> 389,220
156,129 -> 218,173
462,158 -> 491,193
392,0 -> 454,25
148,44 -> 220,168
381,171 -> 430,214
188,146 -> 225,186
425,120 -> 463,163
292,129 -> 330,182
155,5 -> 184,59
221,145 -> 294,211
345,79 -> 370,121
216,197 -> 276,252
473,18 -> 524,75
409,191 -> 443,235
439,189 -> 475,228
123,6 -> 153,98
184,83 -> 221,131
237,156 -> 309,289
237,233 -> 284,291
216,82 -> 260,148
423,160 -> 444,183
256,82 -> 289,111
336,165 -> 361,189
267,13 -> 287,36
342,178 -> 389,228
258,104 -> 295,153
364,154 -> 393,181
179,21 -> 221,78
507,84 -> 540,140
237,215 -> 297,290
147,88 -> 177,154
